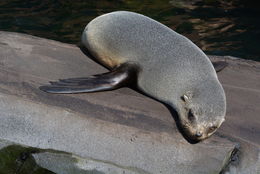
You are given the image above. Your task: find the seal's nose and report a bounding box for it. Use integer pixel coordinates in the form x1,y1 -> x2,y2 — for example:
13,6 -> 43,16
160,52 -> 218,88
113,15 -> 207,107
195,131 -> 202,137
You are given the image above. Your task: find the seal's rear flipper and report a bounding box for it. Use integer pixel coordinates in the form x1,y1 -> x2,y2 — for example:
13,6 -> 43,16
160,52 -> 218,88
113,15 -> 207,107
39,63 -> 138,94
212,61 -> 228,72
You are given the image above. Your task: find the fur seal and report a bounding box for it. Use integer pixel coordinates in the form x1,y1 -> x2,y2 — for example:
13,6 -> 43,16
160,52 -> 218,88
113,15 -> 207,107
40,11 -> 227,143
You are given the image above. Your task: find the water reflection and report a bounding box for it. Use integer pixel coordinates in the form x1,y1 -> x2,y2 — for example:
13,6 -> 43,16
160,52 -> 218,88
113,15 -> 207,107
0,0 -> 259,61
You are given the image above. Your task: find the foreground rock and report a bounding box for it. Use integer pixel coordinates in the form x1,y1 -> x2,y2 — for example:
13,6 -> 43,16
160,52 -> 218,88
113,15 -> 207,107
0,31 -> 259,174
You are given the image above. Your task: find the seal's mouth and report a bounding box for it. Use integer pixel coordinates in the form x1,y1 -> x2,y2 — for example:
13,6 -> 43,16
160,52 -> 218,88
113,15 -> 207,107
183,131 -> 209,144
181,130 -> 204,144
177,122 -> 210,144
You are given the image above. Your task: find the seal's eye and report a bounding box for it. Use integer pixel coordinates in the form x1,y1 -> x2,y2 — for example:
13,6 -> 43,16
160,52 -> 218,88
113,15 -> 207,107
208,126 -> 217,133
188,109 -> 195,122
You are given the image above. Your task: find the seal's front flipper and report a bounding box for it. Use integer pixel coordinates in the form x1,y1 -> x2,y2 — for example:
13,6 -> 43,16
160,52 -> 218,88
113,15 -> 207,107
212,61 -> 228,72
39,63 -> 138,94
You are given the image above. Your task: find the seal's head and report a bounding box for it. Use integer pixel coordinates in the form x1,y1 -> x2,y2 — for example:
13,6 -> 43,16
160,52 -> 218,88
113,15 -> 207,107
174,80 -> 226,143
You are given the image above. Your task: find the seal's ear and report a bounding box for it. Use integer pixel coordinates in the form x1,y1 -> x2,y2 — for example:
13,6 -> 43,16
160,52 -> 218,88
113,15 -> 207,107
212,61 -> 228,72
181,95 -> 189,102
181,92 -> 193,102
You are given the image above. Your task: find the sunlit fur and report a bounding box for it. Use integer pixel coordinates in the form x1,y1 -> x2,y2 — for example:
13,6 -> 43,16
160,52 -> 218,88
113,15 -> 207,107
82,11 -> 226,143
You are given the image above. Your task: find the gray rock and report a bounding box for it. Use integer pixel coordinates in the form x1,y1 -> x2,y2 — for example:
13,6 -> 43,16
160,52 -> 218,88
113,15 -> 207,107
0,139 -> 138,174
33,151 -> 143,174
0,31 -> 259,174
0,140 -> 55,173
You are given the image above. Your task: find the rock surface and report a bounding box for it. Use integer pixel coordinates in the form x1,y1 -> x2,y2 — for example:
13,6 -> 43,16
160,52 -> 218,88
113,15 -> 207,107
0,31 -> 259,174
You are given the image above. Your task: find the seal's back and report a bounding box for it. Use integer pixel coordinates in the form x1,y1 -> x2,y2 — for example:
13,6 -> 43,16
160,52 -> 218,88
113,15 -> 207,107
82,11 -> 219,103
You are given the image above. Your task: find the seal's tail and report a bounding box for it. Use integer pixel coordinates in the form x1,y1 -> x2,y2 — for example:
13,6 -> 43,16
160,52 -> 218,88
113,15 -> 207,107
39,63 -> 138,94
212,61 -> 228,72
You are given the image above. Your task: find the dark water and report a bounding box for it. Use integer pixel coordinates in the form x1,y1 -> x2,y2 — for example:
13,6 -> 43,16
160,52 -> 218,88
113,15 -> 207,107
0,0 -> 259,61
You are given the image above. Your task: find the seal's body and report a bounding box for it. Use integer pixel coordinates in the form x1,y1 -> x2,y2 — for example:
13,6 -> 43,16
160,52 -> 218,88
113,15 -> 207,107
40,11 -> 226,143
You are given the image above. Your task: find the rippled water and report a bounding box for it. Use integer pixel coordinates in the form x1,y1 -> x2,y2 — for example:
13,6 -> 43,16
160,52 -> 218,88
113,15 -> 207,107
0,0 -> 259,61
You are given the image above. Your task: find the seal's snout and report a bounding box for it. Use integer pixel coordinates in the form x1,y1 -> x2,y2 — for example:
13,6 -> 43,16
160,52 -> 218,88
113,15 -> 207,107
189,131 -> 206,142
195,131 -> 203,137
187,133 -> 208,144
178,125 -> 205,144
178,120 -> 218,143
186,124 -> 220,143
